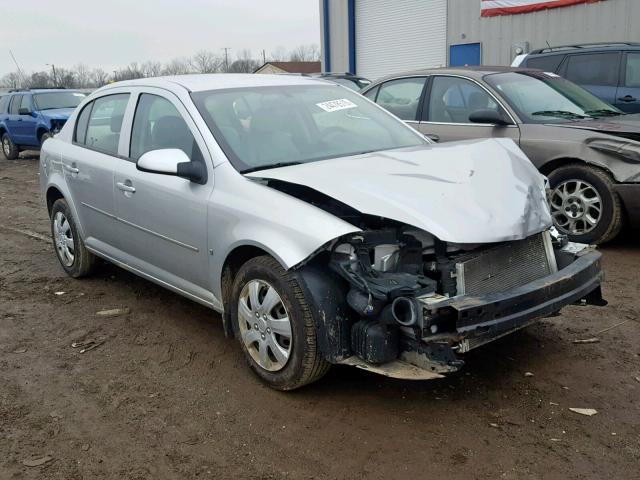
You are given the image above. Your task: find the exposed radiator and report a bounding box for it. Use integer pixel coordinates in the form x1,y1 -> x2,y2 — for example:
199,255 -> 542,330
455,232 -> 557,296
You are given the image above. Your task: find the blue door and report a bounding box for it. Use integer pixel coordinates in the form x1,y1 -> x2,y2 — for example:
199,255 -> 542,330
449,43 -> 481,67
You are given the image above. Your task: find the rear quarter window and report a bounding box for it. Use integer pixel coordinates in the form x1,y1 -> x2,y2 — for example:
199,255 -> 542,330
525,54 -> 565,72
0,95 -> 10,113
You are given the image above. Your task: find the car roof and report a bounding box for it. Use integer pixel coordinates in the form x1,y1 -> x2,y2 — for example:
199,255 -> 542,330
369,66 -> 541,85
103,74 -> 330,93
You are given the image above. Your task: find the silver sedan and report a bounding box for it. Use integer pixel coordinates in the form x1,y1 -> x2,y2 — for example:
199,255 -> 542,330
40,74 -> 605,389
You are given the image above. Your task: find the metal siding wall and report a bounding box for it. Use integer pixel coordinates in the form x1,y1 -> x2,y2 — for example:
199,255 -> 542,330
447,0 -> 640,65
356,0 -> 447,81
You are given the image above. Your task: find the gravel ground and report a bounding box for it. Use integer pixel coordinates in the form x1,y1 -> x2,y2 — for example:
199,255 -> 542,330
1,153 -> 639,479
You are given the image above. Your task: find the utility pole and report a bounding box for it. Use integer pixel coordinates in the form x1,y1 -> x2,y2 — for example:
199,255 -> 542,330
222,47 -> 231,72
46,63 -> 57,87
262,49 -> 266,64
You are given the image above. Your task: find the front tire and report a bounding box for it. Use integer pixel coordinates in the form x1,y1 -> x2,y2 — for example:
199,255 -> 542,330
2,133 -> 19,160
50,199 -> 96,277
40,131 -> 53,146
230,255 -> 330,390
547,164 -> 623,244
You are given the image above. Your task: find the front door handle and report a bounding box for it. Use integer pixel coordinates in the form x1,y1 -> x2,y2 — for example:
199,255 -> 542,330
63,164 -> 79,174
618,95 -> 637,102
116,182 -> 136,193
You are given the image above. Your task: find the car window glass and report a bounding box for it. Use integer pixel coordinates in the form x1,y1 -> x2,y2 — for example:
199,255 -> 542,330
0,95 -> 9,113
9,95 -> 22,115
130,93 -> 200,161
74,101 -> 93,144
85,94 -> 130,155
363,85 -> 379,101
526,55 -> 564,72
565,53 -> 619,86
192,84 -> 424,172
376,78 -> 426,121
428,76 -> 498,123
20,95 -> 31,111
624,52 -> 640,87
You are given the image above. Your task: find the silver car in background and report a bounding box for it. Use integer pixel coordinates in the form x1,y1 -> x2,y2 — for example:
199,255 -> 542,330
40,74 -> 605,390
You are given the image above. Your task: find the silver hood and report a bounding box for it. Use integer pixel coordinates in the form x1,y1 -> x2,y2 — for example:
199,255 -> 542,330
247,138 -> 552,244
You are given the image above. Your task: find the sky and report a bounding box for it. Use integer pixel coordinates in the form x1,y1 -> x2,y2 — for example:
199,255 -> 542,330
1,0 -> 320,77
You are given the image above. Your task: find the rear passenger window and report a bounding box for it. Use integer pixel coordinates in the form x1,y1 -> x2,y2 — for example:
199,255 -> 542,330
376,78 -> 426,121
84,94 -> 130,155
526,54 -> 564,73
74,102 -> 93,144
129,94 -> 200,161
624,52 -> 640,87
564,53 -> 620,86
9,95 -> 22,115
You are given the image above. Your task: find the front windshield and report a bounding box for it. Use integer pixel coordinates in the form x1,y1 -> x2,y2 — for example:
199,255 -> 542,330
484,72 -> 622,123
34,92 -> 86,110
192,84 -> 425,172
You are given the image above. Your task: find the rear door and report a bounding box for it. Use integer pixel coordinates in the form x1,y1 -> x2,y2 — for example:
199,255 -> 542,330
417,75 -> 520,144
63,92 -> 130,254
560,52 -> 621,105
5,95 -> 23,143
113,89 -> 213,298
615,51 -> 640,113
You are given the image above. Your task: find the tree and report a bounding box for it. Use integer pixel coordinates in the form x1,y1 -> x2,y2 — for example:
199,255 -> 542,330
74,63 -> 91,88
191,51 -> 221,73
269,46 -> 288,62
90,68 -> 109,87
26,71 -> 52,88
289,44 -> 320,62
228,49 -> 259,73
141,61 -> 162,78
1,72 -> 23,89
163,58 -> 191,76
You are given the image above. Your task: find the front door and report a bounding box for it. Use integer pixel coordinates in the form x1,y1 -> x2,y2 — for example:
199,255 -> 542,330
113,90 -> 213,300
615,51 -> 640,113
18,95 -> 39,147
417,75 -> 520,144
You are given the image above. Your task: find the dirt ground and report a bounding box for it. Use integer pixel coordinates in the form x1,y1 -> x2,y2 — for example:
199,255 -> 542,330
1,153 -> 639,480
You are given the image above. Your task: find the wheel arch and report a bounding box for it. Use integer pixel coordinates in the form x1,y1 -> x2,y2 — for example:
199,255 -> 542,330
46,186 -> 65,216
538,156 -> 615,179
37,126 -> 50,143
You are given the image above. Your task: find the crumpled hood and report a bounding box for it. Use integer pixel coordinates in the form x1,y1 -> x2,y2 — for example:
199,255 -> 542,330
246,138 -> 552,244
40,108 -> 75,120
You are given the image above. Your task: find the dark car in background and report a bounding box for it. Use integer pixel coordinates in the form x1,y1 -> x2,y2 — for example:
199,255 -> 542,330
361,66 -> 640,244
309,72 -> 372,91
0,88 -> 86,160
512,42 -> 640,113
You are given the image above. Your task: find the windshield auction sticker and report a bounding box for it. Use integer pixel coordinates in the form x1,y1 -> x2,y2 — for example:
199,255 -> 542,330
316,99 -> 357,112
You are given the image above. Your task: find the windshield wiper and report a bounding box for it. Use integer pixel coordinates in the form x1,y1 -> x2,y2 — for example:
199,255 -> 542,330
584,109 -> 625,117
531,110 -> 588,119
240,161 -> 302,174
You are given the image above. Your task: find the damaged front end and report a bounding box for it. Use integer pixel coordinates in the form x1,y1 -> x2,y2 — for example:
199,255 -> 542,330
298,225 -> 605,380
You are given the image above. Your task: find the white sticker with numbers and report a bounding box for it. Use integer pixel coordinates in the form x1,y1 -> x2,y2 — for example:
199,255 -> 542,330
316,98 -> 357,112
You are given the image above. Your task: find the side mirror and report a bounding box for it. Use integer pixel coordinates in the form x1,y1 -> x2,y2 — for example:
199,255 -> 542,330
136,149 -> 206,184
468,109 -> 511,126
18,107 -> 32,115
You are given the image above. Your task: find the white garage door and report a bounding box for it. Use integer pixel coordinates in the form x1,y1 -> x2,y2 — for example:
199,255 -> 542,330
355,0 -> 447,82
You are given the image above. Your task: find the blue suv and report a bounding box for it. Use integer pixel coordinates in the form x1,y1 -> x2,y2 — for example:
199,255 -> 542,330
0,89 -> 86,159
513,42 -> 640,114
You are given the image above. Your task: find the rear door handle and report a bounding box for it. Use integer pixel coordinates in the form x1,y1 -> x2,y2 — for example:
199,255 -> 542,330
618,95 -> 637,102
63,164 -> 79,174
116,182 -> 136,193
425,133 -> 440,142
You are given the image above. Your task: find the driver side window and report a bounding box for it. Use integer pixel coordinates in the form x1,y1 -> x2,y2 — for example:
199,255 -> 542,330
130,93 -> 201,161
427,76 -> 497,123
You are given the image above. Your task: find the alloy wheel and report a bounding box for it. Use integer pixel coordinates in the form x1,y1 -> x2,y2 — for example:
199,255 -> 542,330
3,138 -> 11,157
53,211 -> 75,267
238,279 -> 292,372
550,179 -> 602,235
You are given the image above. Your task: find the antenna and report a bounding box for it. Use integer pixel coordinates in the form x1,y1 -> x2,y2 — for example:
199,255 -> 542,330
9,50 -> 26,85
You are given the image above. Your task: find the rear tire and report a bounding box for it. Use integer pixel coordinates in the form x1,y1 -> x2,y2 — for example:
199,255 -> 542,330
2,133 -> 19,160
547,164 -> 623,244
50,198 -> 96,277
230,255 -> 330,390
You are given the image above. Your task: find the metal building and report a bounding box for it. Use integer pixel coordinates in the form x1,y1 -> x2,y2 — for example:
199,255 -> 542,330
320,0 -> 640,81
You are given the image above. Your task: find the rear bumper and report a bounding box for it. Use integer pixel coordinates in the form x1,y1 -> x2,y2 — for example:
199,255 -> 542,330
615,183 -> 640,228
423,250 -> 604,351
